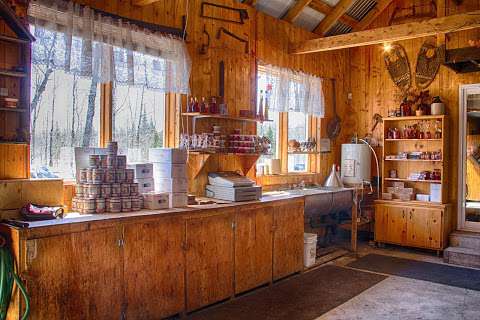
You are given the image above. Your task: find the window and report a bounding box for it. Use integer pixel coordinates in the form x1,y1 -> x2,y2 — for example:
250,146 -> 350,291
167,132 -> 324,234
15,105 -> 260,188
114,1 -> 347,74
113,83 -> 165,162
288,112 -> 309,173
30,27 -> 101,178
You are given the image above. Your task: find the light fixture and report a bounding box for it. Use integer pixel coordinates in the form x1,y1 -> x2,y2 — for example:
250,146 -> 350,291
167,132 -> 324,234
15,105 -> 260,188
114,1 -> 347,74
383,43 -> 392,52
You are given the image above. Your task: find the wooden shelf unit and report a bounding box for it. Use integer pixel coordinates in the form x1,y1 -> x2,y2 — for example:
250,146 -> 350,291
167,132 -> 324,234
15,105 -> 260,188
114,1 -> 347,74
375,115 -> 451,252
0,3 -> 34,180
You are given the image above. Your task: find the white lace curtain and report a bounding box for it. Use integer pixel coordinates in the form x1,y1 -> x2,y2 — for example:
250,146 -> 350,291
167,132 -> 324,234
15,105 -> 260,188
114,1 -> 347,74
261,64 -> 325,117
28,0 -> 191,94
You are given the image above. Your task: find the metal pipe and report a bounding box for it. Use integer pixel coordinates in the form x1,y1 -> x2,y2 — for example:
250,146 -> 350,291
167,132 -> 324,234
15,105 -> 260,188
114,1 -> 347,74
358,138 -> 381,199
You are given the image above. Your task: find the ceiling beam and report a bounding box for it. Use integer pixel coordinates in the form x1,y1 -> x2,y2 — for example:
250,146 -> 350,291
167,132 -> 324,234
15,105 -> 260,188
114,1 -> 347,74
132,0 -> 161,6
242,0 -> 257,6
291,10 -> 480,54
283,0 -> 313,22
309,0 -> 357,27
351,0 -> 394,31
313,0 -> 356,35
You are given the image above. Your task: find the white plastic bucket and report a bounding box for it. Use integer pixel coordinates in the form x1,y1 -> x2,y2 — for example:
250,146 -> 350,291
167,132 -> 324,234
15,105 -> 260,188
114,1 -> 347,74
304,233 -> 318,268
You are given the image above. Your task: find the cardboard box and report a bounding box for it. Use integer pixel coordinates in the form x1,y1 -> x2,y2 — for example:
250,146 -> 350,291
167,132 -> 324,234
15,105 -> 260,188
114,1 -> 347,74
135,178 -> 155,194
169,192 -> 188,208
128,163 -> 153,179
143,192 -> 169,210
392,182 -> 405,188
382,192 -> 393,200
416,194 -> 430,202
155,178 -> 188,193
153,162 -> 187,179
149,148 -> 187,164
430,184 -> 442,203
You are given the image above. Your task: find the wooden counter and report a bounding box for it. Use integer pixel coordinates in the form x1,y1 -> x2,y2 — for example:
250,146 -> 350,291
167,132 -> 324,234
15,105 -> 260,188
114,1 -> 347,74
1,194 -> 305,320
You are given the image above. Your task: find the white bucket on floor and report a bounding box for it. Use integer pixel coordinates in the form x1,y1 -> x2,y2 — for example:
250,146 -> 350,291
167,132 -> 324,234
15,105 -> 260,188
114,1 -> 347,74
304,233 -> 318,268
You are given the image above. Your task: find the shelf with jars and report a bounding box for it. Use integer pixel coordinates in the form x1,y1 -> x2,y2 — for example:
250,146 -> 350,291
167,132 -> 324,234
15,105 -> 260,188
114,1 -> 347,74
381,115 -> 447,204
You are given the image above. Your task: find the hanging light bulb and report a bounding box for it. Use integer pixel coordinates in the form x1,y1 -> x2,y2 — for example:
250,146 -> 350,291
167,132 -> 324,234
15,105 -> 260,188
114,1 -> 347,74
383,43 -> 392,52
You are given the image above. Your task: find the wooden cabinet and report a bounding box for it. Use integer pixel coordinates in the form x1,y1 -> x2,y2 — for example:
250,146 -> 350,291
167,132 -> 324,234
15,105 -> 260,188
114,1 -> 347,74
234,204 -> 273,294
185,209 -> 235,312
273,198 -> 304,280
123,216 -> 185,319
375,201 -> 451,251
24,227 -> 123,320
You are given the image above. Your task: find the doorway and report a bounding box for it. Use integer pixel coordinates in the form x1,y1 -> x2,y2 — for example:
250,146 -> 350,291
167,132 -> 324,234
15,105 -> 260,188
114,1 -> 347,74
459,84 -> 480,232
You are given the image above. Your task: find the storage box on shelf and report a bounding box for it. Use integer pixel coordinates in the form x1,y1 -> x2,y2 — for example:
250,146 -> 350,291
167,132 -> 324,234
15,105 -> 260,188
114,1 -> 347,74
375,115 -> 451,252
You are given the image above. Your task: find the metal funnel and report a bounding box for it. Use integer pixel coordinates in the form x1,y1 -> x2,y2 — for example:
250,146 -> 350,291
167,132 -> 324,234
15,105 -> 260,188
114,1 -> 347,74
323,164 -> 344,188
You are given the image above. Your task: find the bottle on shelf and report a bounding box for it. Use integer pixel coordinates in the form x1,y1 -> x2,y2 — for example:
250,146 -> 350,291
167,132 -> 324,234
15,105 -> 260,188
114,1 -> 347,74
264,92 -> 270,121
187,96 -> 194,113
257,90 -> 264,120
200,97 -> 207,113
193,97 -> 200,112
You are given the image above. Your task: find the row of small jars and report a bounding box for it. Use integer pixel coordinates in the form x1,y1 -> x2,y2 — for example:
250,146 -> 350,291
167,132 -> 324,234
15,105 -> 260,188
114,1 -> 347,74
79,168 -> 134,184
73,196 -> 142,214
89,154 -> 126,169
76,183 -> 139,199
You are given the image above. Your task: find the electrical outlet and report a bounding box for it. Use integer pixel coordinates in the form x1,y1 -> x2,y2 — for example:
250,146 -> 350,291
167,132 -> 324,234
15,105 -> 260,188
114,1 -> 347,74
0,88 -> 8,96
347,92 -> 353,100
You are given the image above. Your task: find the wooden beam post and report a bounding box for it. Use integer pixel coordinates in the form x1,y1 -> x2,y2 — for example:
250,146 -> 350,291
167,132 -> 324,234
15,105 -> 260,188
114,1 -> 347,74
313,0 -> 355,35
291,10 -> 480,54
283,0 -> 313,23
309,0 -> 357,28
132,0 -> 161,6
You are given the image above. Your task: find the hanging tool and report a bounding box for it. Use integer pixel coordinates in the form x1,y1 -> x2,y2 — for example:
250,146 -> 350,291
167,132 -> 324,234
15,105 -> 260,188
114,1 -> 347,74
201,2 -> 249,24
327,79 -> 341,139
0,235 -> 30,320
216,27 -> 249,54
199,24 -> 210,55
219,60 -> 225,98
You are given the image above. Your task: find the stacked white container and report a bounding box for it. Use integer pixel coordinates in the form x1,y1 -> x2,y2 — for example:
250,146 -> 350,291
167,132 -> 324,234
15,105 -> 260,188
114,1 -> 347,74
149,148 -> 189,208
128,162 -> 155,194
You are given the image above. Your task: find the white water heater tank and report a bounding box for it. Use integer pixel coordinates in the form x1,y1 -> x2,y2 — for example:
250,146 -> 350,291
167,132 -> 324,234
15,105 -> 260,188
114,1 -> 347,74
341,143 -> 371,185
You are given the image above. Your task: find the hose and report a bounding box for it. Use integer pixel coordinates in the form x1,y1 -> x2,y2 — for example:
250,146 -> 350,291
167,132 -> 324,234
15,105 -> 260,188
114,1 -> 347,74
0,237 -> 30,320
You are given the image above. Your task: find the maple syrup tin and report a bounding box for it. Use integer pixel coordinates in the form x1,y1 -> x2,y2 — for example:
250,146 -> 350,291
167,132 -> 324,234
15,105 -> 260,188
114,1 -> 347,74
79,169 -> 88,183
86,169 -> 93,183
121,183 -> 130,197
91,168 -> 104,184
71,197 -> 78,211
125,169 -> 135,183
107,155 -> 117,168
111,183 -> 121,197
116,155 -> 127,169
107,141 -> 118,155
100,155 -> 108,168
89,154 -> 101,168
83,199 -> 96,214
107,198 -> 121,213
86,184 -> 101,199
121,197 -> 132,212
116,169 -> 126,183
75,184 -> 85,197
96,199 -> 106,214
131,196 -> 142,211
101,184 -> 111,198
130,183 -> 139,196
105,169 -> 115,183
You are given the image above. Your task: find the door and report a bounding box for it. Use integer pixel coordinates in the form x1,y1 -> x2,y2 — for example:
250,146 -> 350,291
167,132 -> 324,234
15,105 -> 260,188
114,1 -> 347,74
273,199 -> 304,280
386,206 -> 407,244
123,216 -> 185,319
406,207 -> 429,248
459,84 -> 480,232
235,204 -> 273,294
374,204 -> 388,242
185,210 -> 234,311
24,227 -> 123,320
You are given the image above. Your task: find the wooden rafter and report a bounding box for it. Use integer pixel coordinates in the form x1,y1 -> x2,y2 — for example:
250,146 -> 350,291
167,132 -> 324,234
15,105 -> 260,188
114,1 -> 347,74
313,0 -> 355,35
242,0 -> 257,6
291,10 -> 480,54
132,0 -> 161,6
283,0 -> 313,22
351,0 -> 394,31
309,0 -> 357,27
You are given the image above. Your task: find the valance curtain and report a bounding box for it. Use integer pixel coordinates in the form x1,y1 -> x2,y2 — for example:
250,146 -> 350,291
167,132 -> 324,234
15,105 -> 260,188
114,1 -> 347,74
28,0 -> 191,94
261,64 -> 325,117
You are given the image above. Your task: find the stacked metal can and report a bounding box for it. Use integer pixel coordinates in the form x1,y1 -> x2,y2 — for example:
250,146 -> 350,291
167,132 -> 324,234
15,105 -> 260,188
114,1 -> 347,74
72,141 -> 142,214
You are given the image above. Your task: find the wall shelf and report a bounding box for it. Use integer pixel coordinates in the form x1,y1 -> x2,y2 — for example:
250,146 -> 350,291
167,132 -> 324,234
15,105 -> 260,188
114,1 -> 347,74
0,107 -> 25,113
0,34 -> 29,44
0,69 -> 27,78
384,158 -> 442,162
384,178 -> 441,184
182,112 -> 272,123
383,115 -> 445,121
385,139 -> 442,142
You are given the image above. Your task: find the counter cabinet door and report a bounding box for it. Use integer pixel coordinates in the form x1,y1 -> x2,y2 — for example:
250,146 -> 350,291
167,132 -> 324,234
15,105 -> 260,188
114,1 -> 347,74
273,199 -> 304,280
406,207 -> 443,249
385,205 -> 407,245
123,216 -> 186,319
235,205 -> 274,294
23,227 -> 123,320
374,204 -> 388,242
185,210 -> 235,312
